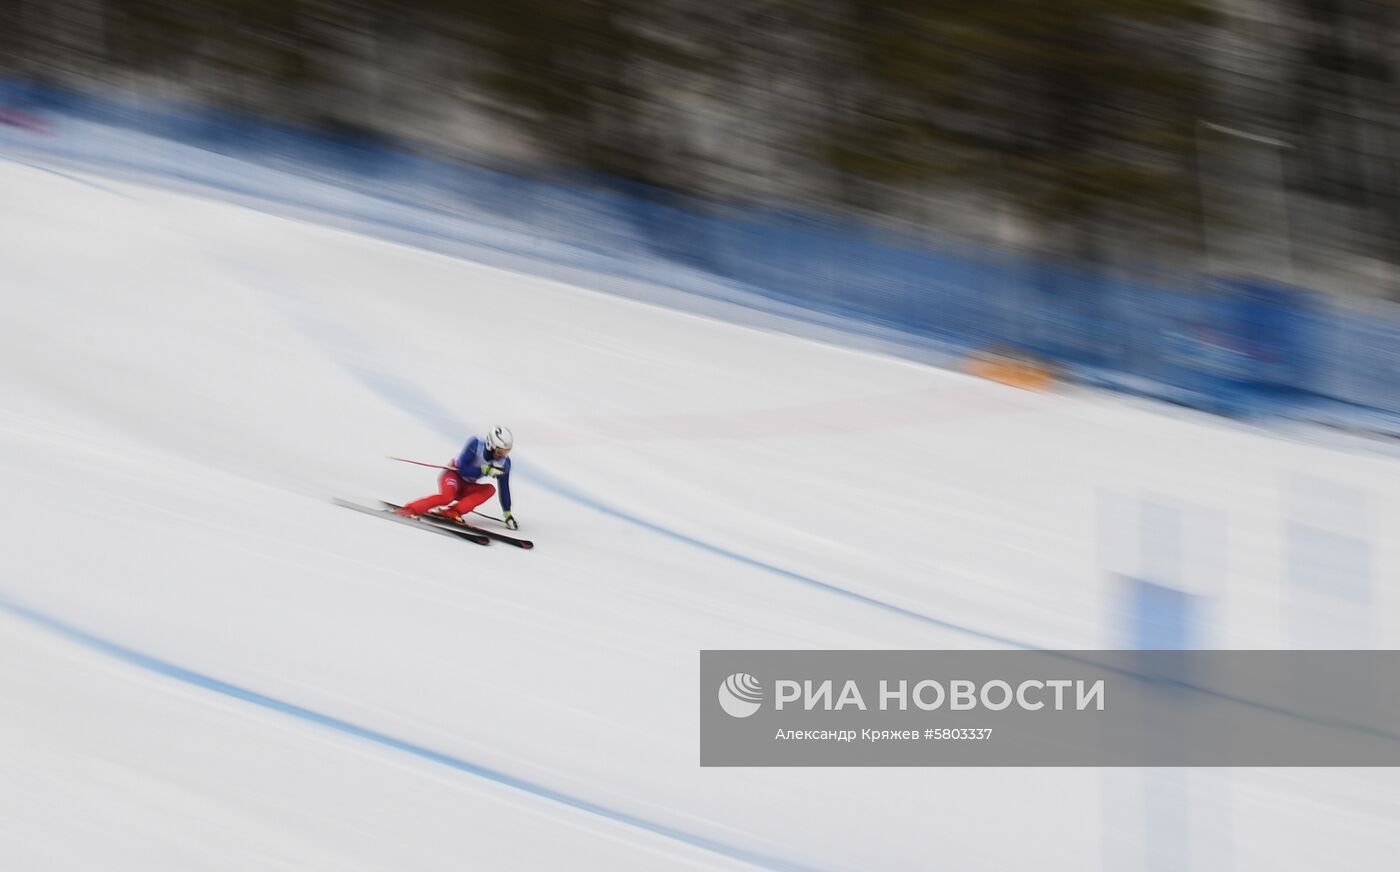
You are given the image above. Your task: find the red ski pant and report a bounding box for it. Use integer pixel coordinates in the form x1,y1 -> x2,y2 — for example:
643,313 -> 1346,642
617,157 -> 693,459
400,469 -> 495,519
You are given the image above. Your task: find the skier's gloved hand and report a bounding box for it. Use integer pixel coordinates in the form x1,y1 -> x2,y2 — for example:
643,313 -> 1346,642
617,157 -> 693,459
481,464 -> 506,478
503,511 -> 519,531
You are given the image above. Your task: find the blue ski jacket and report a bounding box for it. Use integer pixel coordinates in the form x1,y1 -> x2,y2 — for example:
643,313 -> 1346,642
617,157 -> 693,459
455,436 -> 512,511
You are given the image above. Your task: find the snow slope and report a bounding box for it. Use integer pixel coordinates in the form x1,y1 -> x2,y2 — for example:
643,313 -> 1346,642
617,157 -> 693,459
1,157 -> 1398,871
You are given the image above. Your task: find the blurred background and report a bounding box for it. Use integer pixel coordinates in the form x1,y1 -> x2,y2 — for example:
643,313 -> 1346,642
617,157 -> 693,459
2,3 -> 1400,871
5,0 -> 1400,427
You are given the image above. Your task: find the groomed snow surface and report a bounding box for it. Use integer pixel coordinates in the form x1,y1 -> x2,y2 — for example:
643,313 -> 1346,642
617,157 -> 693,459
2,157 -> 1398,871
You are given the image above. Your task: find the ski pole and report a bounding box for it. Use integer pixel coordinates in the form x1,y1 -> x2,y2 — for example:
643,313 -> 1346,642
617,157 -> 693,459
470,510 -> 507,523
386,456 -> 454,471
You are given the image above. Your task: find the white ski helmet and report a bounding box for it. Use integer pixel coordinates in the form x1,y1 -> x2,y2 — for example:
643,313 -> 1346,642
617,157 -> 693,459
486,426 -> 514,453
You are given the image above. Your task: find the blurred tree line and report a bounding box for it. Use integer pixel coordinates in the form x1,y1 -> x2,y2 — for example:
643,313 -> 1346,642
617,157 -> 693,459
4,0 -> 1400,288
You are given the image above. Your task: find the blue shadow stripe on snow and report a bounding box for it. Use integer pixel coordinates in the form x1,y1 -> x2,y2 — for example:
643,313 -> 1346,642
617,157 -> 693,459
0,592 -> 820,872
530,466 -> 1026,648
347,362 -> 1027,649
10,157 -> 131,197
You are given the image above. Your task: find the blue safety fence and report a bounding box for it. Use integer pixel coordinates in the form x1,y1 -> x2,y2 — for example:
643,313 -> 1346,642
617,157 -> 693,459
5,77 -> 1400,430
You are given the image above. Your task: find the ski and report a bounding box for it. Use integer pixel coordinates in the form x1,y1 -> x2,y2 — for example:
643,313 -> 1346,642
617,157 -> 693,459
381,501 -> 535,550
333,498 -> 490,545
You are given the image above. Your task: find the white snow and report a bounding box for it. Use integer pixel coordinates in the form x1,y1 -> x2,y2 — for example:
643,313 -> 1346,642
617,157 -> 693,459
2,156 -> 1399,870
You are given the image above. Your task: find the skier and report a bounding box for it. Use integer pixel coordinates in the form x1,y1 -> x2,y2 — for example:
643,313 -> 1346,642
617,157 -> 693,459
395,426 -> 518,530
